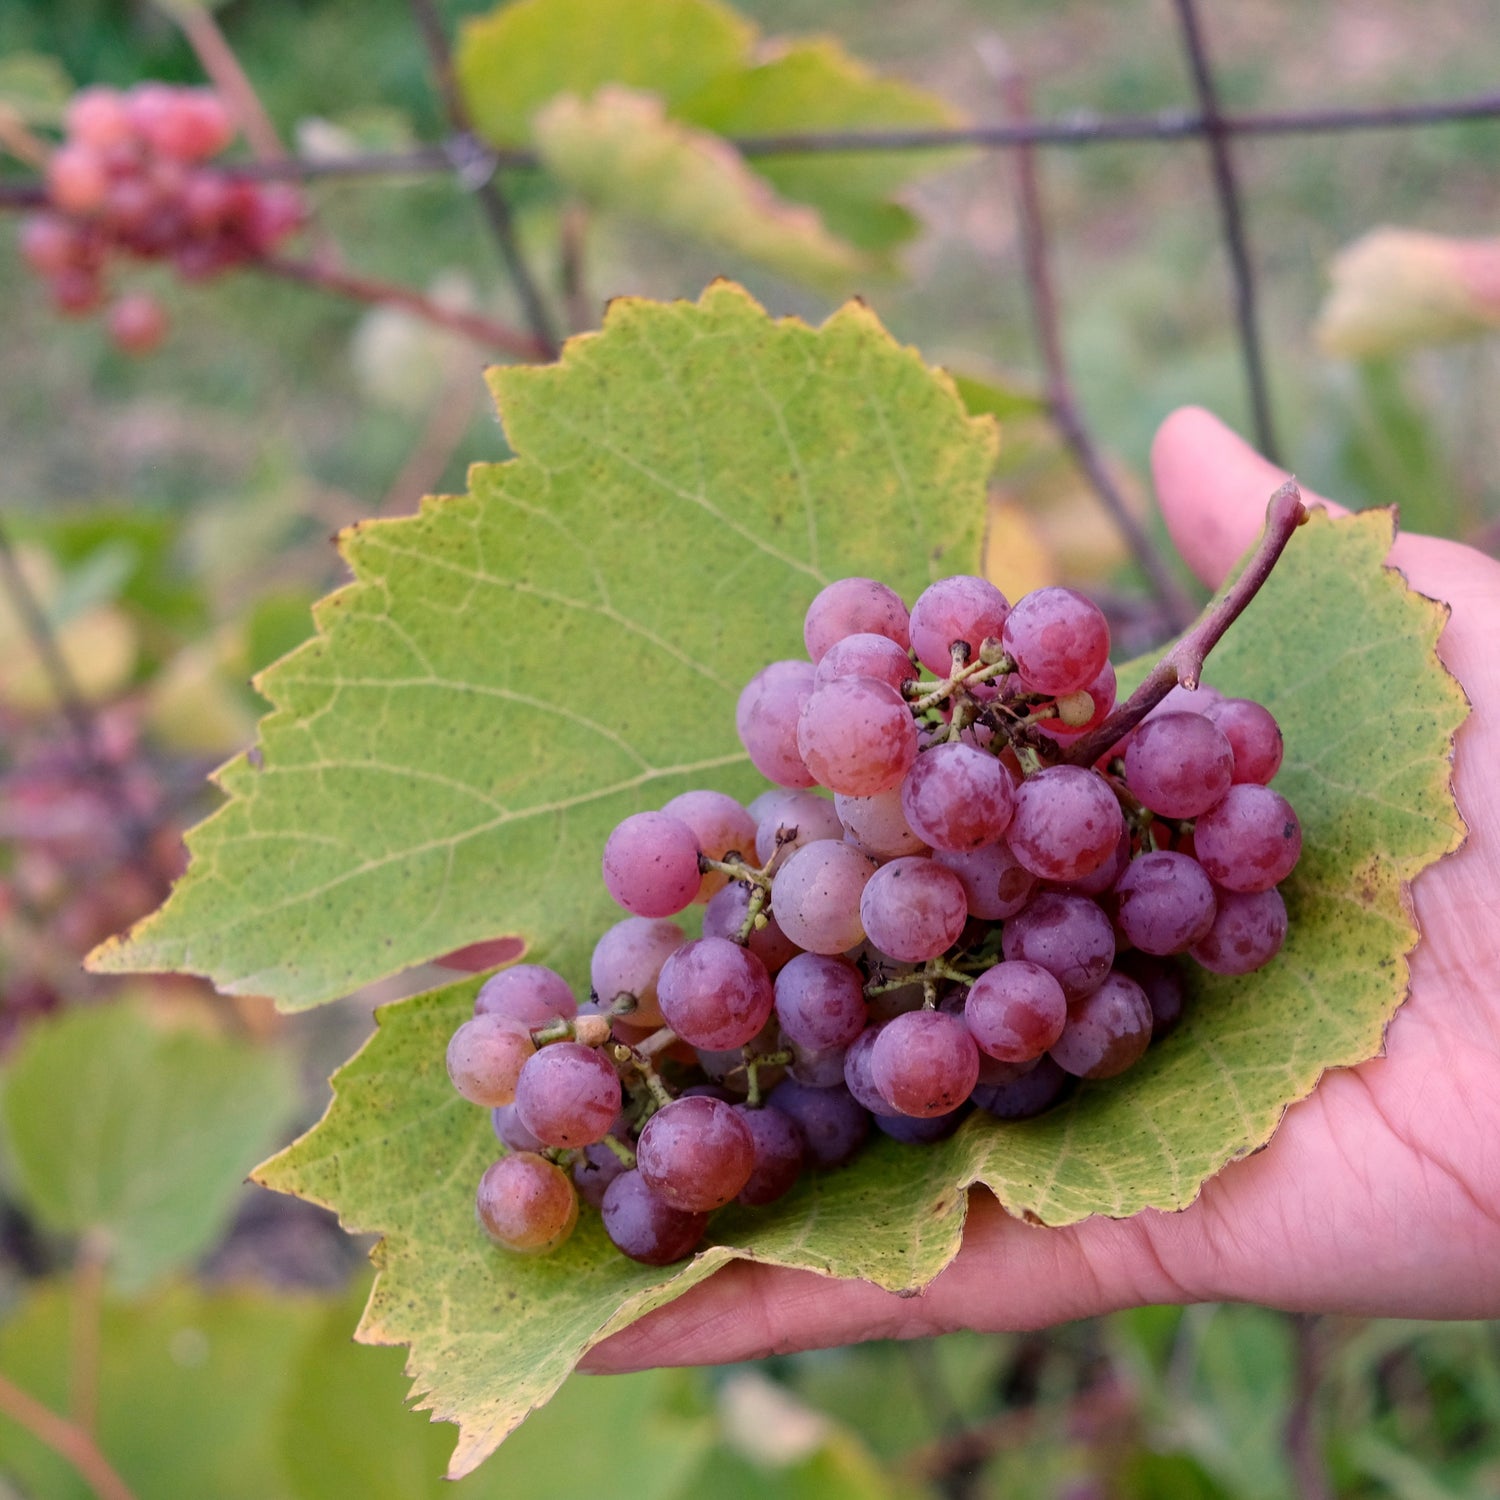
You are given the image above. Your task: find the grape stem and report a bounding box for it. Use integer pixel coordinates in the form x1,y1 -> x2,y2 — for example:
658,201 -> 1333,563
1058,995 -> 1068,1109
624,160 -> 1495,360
905,653 -> 1016,715
1061,480 -> 1308,768
600,1134 -> 637,1169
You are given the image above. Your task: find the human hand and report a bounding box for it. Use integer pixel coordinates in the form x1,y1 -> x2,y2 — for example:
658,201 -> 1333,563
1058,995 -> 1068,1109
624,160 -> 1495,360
582,406 -> 1500,1373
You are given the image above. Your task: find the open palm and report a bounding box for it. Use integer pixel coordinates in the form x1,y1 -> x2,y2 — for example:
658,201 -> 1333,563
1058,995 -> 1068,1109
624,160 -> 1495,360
584,408 -> 1500,1374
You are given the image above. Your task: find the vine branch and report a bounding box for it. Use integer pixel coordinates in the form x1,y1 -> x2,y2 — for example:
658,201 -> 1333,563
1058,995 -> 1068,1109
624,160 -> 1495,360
0,1370 -> 137,1500
1062,480 -> 1309,766
406,0 -> 560,358
991,48 -> 1197,633
1171,0 -> 1281,464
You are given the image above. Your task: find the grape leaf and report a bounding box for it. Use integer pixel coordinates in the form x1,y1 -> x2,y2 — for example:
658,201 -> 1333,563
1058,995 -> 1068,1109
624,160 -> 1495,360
0,1003 -> 298,1289
90,283 -> 995,1007
455,0 -> 956,278
255,502 -> 1464,1476
533,88 -> 876,292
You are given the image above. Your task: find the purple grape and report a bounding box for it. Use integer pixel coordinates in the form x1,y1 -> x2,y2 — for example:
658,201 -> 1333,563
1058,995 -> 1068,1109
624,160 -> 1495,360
858,857 -> 968,963
815,632 -> 918,694
1049,972 -> 1153,1079
766,1080 -> 869,1168
786,1039 -> 850,1087
752,788 -> 844,863
636,1096 -> 756,1211
1001,892 -> 1115,1002
736,660 -> 817,788
476,1152 -> 578,1254
491,1102 -> 545,1153
773,952 -> 868,1050
870,1009 -> 980,1118
1113,851 -> 1218,955
964,961 -> 1067,1062
842,1025 -> 896,1115
875,1106 -> 966,1143
797,676 -> 918,797
835,787 -> 929,859
601,1170 -> 708,1265
899,742 -> 1016,852
601,811 -> 702,918
932,842 -> 1036,920
474,964 -> 578,1022
657,937 -> 774,1049
572,1140 -> 629,1210
701,882 -> 802,975
908,575 -> 1011,676
1001,586 -> 1111,696
513,1042 -> 622,1147
804,577 -> 910,661
1115,952 -> 1187,1038
1203,697 -> 1284,785
770,839 -> 875,954
733,1104 -> 806,1205
1190,886 -> 1288,974
1192,784 -> 1301,892
1006,766 -> 1126,883
971,1055 -> 1069,1119
590,917 -> 685,1027
446,1014 -> 535,1107
1123,712 -> 1235,820
661,789 -> 758,901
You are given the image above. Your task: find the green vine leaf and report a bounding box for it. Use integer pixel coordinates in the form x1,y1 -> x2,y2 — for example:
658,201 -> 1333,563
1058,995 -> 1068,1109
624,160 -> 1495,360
254,502 -> 1465,1476
455,0 -> 956,281
89,284 -> 996,1007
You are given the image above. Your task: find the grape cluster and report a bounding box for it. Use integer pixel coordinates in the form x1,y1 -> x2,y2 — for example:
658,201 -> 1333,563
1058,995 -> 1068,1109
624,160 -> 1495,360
16,84 -> 305,353
447,574 -> 1300,1265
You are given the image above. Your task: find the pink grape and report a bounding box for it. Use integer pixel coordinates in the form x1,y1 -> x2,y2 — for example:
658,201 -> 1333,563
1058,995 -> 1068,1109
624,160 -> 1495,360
474,964 -> 577,1023
803,577 -> 910,661
656,937 -> 774,1049
106,293 -> 169,355
908,575 -> 1010,675
636,1096 -> 756,1211
964,961 -> 1067,1062
601,811 -> 701,917
47,145 -> 110,214
1049,971 -> 1153,1079
869,1009 -> 979,1118
1190,886 -> 1288,974
842,1025 -> 894,1115
446,1014 -> 535,1107
814,632 -> 917,694
858,857 -> 968,963
513,1042 -> 622,1147
589,917 -> 684,1027
661,789 -> 757,901
1124,712 -> 1236,819
476,1153 -> 578,1254
899,741 -> 1015,852
1192,784 -> 1301,892
835,787 -> 928,859
770,839 -> 875,954
773,952 -> 868,1050
797,676 -> 917,796
736,660 -> 817,787
701,882 -> 801,975
491,1102 -> 546,1153
1007,766 -> 1126,883
1113,851 -> 1218,955
1001,586 -> 1111,696
752,788 -> 843,863
1203,697 -> 1285,785
65,87 -> 134,149
932,842 -> 1036,920
1001,891 -> 1115,1001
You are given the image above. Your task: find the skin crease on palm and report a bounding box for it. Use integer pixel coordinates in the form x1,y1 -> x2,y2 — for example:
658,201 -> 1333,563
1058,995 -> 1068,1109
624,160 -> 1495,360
580,406 -> 1500,1376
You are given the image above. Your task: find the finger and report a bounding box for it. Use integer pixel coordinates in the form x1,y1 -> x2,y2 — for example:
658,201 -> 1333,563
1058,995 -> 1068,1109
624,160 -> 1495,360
579,1191 -> 1190,1373
1150,408 -> 1347,591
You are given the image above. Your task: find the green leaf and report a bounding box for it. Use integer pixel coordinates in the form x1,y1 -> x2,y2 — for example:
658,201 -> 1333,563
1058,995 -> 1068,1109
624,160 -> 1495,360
533,88 -> 875,293
0,1280 -> 318,1500
91,284 -> 996,1007
456,0 -> 753,148
0,1005 -> 297,1288
674,38 -> 958,255
255,503 -> 1464,1476
0,52 -> 72,128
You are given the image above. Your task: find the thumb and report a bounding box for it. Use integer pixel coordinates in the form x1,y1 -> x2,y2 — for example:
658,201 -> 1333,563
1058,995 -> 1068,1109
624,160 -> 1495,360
1150,407 -> 1346,590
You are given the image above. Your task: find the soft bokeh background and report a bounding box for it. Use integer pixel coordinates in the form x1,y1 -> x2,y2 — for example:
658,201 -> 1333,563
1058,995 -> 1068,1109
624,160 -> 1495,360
1,1 -> 1497,1496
